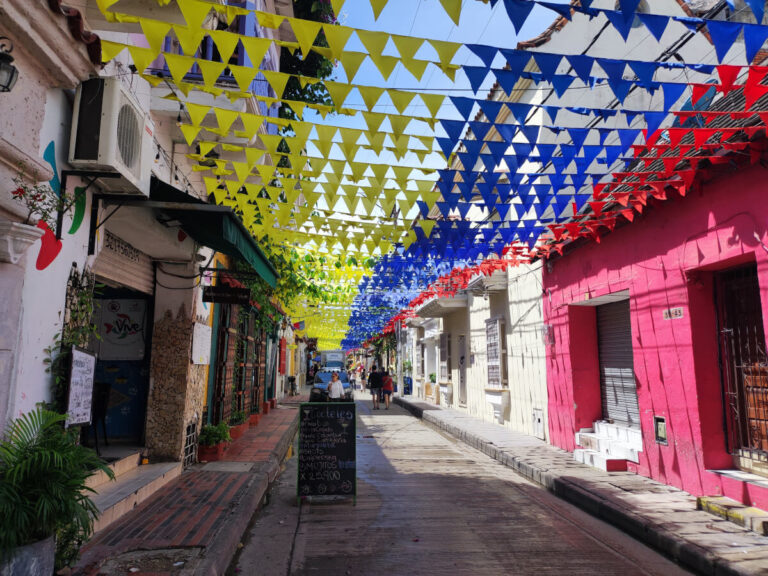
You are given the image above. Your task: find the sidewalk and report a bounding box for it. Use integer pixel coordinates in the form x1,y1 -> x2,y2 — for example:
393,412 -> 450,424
394,396 -> 768,576
73,396 -> 304,576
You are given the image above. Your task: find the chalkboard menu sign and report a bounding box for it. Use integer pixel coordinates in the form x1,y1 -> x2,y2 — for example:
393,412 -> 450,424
66,348 -> 97,428
298,403 -> 356,500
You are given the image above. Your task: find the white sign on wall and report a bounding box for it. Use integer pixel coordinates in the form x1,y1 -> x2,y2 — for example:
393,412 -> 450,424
192,323 -> 212,365
66,348 -> 96,427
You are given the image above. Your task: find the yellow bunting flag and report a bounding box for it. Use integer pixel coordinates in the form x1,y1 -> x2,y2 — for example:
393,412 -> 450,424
261,70 -> 290,98
179,0 -> 213,29
197,59 -> 227,87
370,0 -> 388,20
255,11 -> 284,29
100,40 -> 126,63
127,46 -> 156,74
361,112 -> 385,134
289,18 -> 322,56
389,90 -> 416,114
419,93 -> 446,118
179,125 -> 201,146
358,86 -> 384,111
228,64 -> 257,92
439,0 -> 463,26
368,53 -> 399,80
214,108 -> 239,133
325,81 -> 354,110
241,36 -> 272,67
209,30 -> 241,63
164,53 -> 194,86
323,24 -> 355,59
339,52 -> 367,83
428,39 -> 461,67
172,25 -> 205,56
400,57 -> 429,81
184,102 -> 211,126
356,30 -> 390,58
139,18 -> 171,56
391,35 -> 424,59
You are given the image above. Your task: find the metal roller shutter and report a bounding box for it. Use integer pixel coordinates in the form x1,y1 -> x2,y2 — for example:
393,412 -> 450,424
597,300 -> 640,428
93,230 -> 154,295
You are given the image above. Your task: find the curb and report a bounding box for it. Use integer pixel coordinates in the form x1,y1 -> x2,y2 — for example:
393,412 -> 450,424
393,396 -> 751,576
193,410 -> 300,576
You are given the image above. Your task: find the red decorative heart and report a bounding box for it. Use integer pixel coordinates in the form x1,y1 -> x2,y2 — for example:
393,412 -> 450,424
35,221 -> 62,270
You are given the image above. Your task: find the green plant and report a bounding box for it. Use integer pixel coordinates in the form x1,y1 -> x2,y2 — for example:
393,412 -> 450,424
229,410 -> 247,426
403,360 -> 412,373
198,422 -> 231,446
0,407 -> 113,566
44,265 -> 101,412
11,166 -> 76,228
429,373 -> 437,384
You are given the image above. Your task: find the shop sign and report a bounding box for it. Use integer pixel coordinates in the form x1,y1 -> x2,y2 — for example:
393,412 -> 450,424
97,299 -> 147,361
202,285 -> 251,304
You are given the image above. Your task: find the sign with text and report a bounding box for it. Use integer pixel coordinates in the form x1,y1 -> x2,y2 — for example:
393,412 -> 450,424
97,299 -> 147,361
663,307 -> 684,320
202,285 -> 251,305
66,348 -> 97,427
298,403 -> 356,500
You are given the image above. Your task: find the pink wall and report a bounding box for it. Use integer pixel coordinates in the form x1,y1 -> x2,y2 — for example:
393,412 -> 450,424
543,162 -> 768,508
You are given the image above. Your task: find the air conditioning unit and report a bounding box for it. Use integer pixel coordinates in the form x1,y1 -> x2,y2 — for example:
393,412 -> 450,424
69,77 -> 153,196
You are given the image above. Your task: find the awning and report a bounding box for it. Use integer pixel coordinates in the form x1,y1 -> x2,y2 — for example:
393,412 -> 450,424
149,177 -> 278,287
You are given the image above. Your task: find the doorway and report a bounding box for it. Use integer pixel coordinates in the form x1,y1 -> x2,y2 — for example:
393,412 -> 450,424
716,264 -> 768,465
92,288 -> 153,450
458,334 -> 467,405
596,300 -> 640,429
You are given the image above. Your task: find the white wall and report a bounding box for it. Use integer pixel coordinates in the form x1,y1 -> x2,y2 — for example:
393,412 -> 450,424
10,89 -> 94,421
506,262 -> 547,438
461,264 -> 547,436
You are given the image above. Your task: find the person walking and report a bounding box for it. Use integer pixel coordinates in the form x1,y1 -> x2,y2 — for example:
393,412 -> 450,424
382,369 -> 394,409
368,365 -> 383,410
328,371 -> 344,401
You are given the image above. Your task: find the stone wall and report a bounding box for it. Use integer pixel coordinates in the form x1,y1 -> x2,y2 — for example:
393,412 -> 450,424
145,304 -> 195,461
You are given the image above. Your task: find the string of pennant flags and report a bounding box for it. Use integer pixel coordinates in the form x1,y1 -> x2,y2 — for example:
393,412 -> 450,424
93,0 -> 768,348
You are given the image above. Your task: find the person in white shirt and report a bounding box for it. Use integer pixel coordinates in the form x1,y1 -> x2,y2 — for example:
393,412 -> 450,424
328,371 -> 344,401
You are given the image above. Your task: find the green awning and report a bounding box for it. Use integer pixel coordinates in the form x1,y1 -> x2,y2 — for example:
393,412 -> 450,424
150,178 -> 277,287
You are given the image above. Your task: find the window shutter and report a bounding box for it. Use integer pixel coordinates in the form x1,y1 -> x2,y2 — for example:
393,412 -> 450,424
439,333 -> 451,381
486,318 -> 505,388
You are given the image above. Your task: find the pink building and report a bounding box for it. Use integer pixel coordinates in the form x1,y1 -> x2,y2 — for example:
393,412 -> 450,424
543,154 -> 768,509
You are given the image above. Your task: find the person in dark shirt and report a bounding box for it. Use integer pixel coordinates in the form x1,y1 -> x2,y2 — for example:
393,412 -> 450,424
368,365 -> 383,410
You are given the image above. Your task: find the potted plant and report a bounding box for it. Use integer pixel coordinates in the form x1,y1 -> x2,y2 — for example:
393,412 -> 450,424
0,407 -> 113,574
197,422 -> 231,462
249,409 -> 261,427
0,167 -> 74,264
229,410 -> 248,440
429,372 -> 437,384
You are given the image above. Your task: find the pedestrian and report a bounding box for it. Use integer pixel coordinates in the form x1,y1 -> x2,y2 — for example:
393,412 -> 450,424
368,365 -> 383,410
382,370 -> 394,409
328,371 -> 344,401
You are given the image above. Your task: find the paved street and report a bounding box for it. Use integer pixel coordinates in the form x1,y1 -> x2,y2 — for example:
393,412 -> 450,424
231,400 -> 691,576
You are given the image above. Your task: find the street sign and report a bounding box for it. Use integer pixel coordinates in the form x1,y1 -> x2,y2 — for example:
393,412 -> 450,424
298,403 -> 356,502
202,285 -> 251,305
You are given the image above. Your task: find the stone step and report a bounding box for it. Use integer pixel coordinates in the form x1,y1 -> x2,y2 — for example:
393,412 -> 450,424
573,448 -> 628,472
592,421 -> 643,450
91,462 -> 182,533
697,496 -> 768,536
85,450 -> 142,490
575,433 -> 640,463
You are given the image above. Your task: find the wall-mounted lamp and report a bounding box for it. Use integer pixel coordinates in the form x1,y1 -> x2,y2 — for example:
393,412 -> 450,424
0,37 -> 19,93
